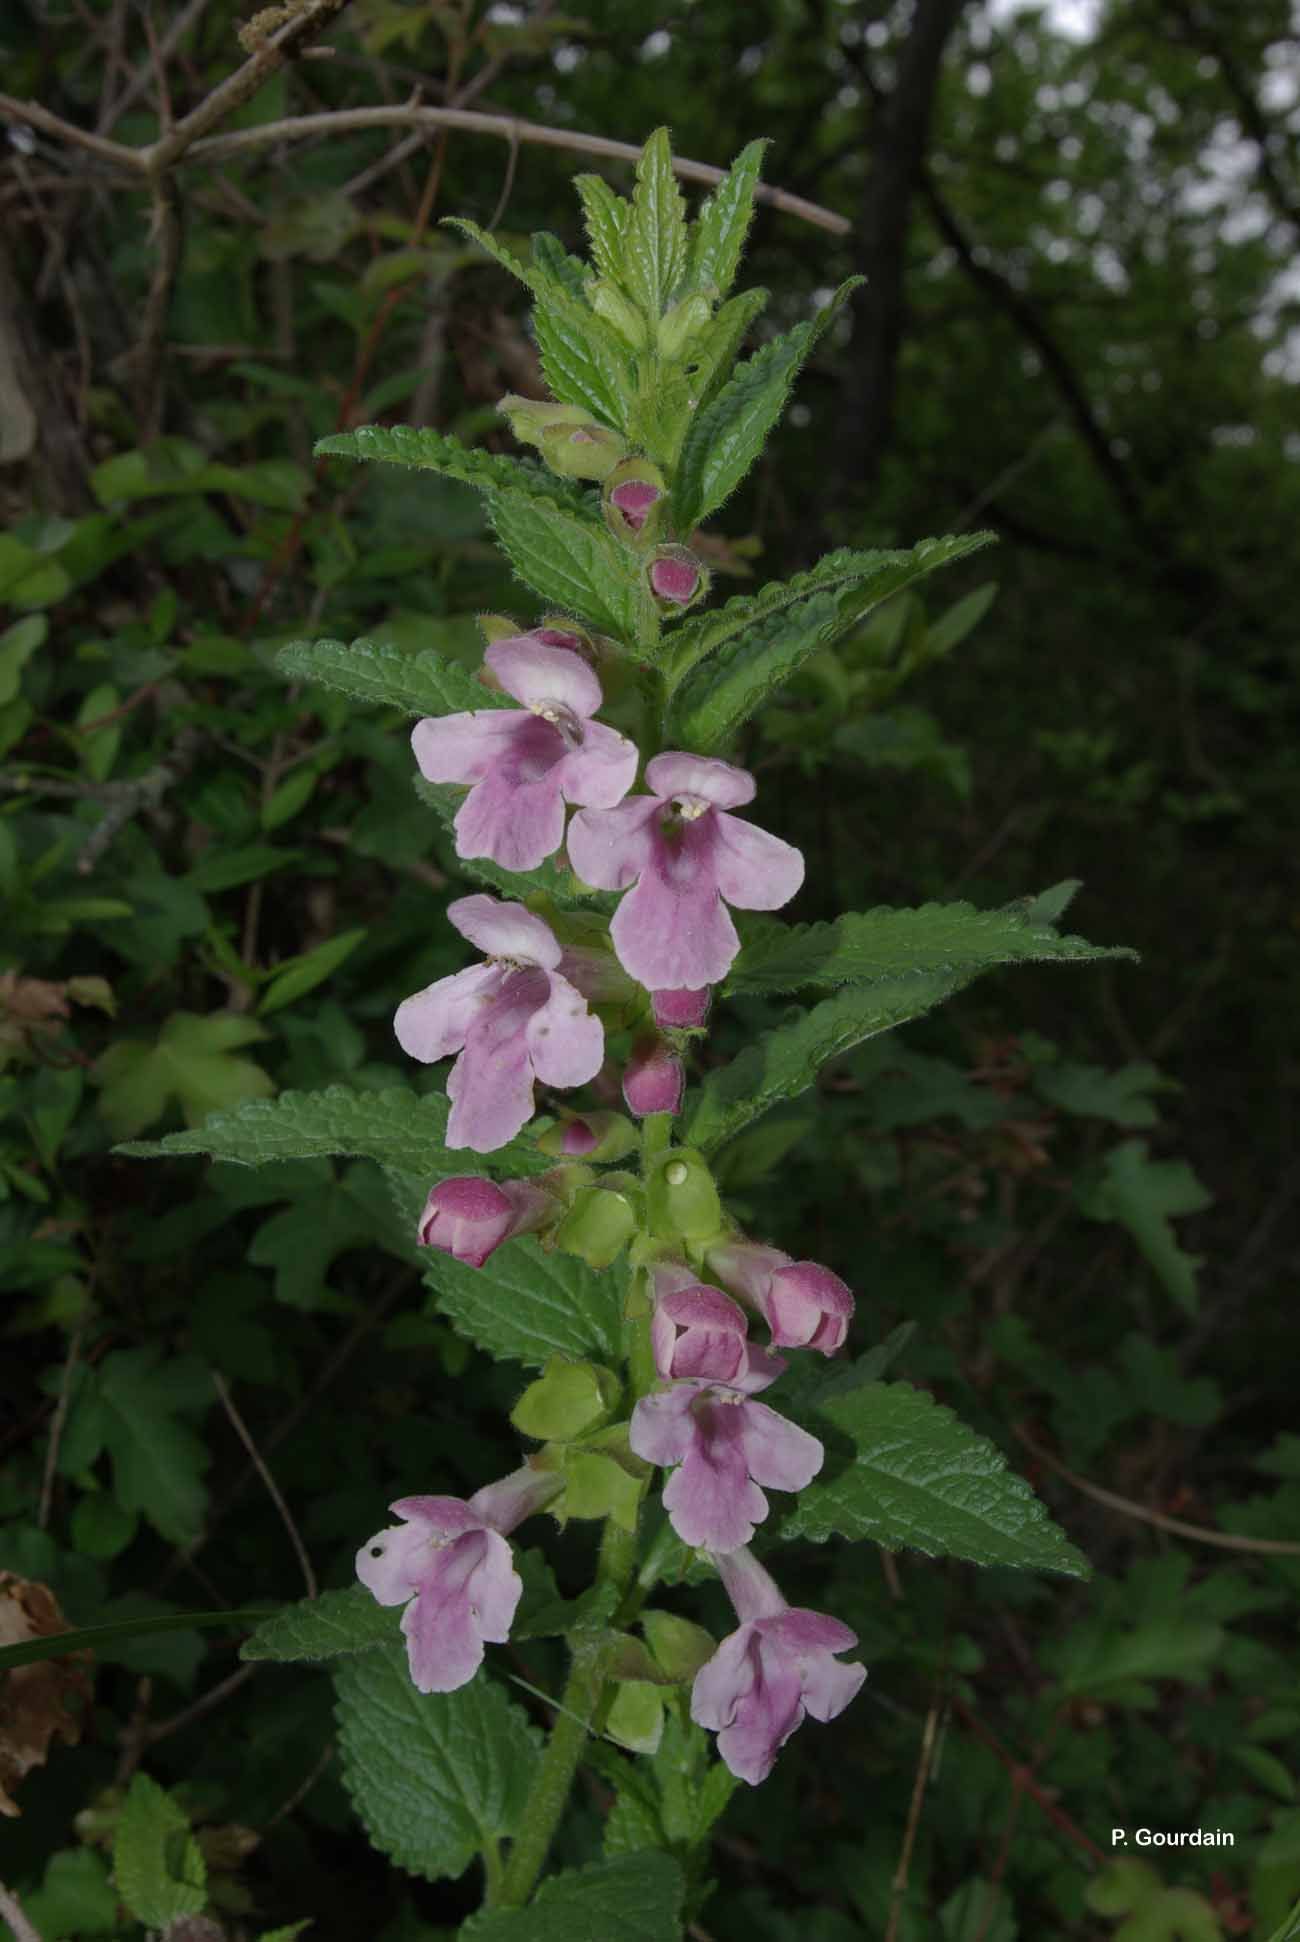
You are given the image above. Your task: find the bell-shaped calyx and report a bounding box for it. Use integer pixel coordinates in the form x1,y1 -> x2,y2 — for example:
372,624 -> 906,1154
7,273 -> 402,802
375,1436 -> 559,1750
645,1145 -> 724,1245
647,544 -> 709,611
498,393 -> 626,481
602,457 -> 667,547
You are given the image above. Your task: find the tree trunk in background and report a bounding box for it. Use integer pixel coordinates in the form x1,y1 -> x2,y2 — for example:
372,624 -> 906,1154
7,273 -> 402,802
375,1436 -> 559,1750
835,0 -> 968,497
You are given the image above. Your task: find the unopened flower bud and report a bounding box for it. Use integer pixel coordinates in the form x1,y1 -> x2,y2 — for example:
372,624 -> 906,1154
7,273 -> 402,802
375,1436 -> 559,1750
646,1146 -> 723,1243
648,546 -> 708,609
553,1184 -> 639,1269
623,1040 -> 684,1118
540,420 -> 626,481
587,278 -> 650,349
657,292 -> 713,361
537,1111 -> 639,1162
602,459 -> 667,545
418,1176 -> 555,1267
652,986 -> 711,1031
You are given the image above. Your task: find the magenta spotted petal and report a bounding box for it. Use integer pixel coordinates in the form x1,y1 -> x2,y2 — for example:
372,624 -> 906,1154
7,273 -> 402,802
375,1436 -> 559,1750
395,895 -> 603,1152
355,1467 -> 560,1695
628,1370 -> 822,1552
690,1548 -> 865,1783
412,633 -> 637,872
567,752 -> 803,990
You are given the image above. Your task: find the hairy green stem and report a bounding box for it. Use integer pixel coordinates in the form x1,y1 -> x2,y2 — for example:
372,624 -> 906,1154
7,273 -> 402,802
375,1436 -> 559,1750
497,1517 -> 639,1906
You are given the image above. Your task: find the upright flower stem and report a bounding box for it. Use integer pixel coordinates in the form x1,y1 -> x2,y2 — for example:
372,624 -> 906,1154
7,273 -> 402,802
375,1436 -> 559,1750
496,1516 -> 639,1907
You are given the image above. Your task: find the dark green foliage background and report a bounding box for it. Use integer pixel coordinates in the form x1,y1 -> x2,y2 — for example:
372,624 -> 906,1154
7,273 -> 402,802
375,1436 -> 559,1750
1,2 -> 1296,1937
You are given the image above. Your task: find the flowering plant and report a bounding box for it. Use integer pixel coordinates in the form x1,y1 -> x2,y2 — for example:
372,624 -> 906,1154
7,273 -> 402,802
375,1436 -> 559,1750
133,132 -> 1128,1925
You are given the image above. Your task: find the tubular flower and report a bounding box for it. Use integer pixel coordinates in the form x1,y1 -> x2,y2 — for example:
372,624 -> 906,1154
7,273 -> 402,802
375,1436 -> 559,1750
417,1176 -> 556,1267
691,1548 -> 866,1784
567,753 -> 804,990
649,1262 -> 750,1385
394,895 -> 603,1153
411,632 -> 637,873
706,1240 -> 854,1356
356,1465 -> 563,1694
628,1352 -> 822,1553
652,986 -> 711,1030
623,1038 -> 684,1117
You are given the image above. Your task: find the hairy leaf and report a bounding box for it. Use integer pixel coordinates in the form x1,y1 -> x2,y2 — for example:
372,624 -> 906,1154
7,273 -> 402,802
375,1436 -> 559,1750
462,1853 -> 685,1942
487,490 -> 652,641
428,1241 -> 627,1370
574,172 -> 631,283
243,1588 -> 399,1663
623,128 -> 688,317
277,636 -> 509,720
669,534 -> 994,748
687,138 -> 769,300
112,1773 -> 206,1927
672,278 -> 861,531
334,1646 -> 539,1881
728,892 -> 1135,996
313,424 -> 591,514
116,1084 -> 549,1177
784,1381 -> 1089,1575
686,974 -> 964,1153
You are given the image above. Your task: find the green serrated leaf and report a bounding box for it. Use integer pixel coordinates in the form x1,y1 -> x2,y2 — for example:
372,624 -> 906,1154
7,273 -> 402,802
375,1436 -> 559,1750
728,894 -> 1134,996
278,635 -> 508,719
243,1587 -> 400,1663
575,172 -> 631,283
62,1349 -> 211,1545
623,128 -> 688,317
112,1773 -> 207,1927
487,490 -> 651,640
784,1381 -> 1089,1575
686,974 -> 966,1153
428,1241 -> 626,1370
687,138 -> 769,300
115,1083 -> 549,1177
334,1648 -> 540,1881
532,228 -> 590,298
314,424 -> 591,515
672,277 -> 861,531
676,286 -> 769,423
95,1010 -> 273,1139
1076,1140 -> 1212,1312
461,1852 -> 685,1942
669,533 -> 995,748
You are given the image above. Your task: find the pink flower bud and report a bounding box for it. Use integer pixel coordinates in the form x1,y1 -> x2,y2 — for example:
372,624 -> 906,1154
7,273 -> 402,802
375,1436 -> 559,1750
649,552 -> 702,606
650,1263 -> 749,1384
623,1041 -> 684,1117
652,987 -> 711,1030
418,1176 -> 553,1268
706,1240 -> 855,1355
609,479 -> 663,533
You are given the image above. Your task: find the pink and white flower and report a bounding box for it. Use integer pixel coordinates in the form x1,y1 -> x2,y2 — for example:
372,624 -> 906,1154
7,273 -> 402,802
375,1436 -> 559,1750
395,895 -> 603,1152
649,1261 -> 749,1385
628,1353 -> 822,1553
691,1548 -> 866,1784
412,632 -> 637,873
356,1465 -> 562,1694
567,753 -> 804,990
706,1240 -> 854,1355
622,1039 -> 684,1117
418,1175 -> 555,1267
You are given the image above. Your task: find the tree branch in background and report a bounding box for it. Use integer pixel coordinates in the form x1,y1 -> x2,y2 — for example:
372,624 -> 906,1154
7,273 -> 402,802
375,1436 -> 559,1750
0,1877 -> 44,1942
834,0 -> 970,493
1165,0 -> 1299,233
917,166 -> 1151,536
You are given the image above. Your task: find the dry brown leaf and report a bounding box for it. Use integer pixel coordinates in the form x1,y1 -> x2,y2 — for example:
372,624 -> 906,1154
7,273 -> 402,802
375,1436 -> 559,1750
0,1572 -> 94,1817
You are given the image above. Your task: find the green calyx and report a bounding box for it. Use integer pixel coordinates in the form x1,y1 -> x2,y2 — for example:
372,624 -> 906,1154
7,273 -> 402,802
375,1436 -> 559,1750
645,1146 -> 724,1243
511,1356 -> 621,1442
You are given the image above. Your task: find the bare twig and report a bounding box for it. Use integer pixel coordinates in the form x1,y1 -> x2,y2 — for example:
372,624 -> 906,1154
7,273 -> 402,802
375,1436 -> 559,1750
886,1689 -> 944,1942
37,1325 -> 83,1530
263,1739 -> 335,1828
949,1694 -> 1105,1866
0,1876 -> 44,1942
210,1370 -> 318,1600
180,106 -> 852,233
145,1663 -> 257,1748
74,722 -> 204,874
98,0 -> 213,135
1013,1423 -> 1300,1556
131,172 -> 183,436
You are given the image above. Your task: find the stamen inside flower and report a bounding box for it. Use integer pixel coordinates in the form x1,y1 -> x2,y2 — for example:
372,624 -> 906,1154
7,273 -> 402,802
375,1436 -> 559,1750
675,795 -> 709,822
